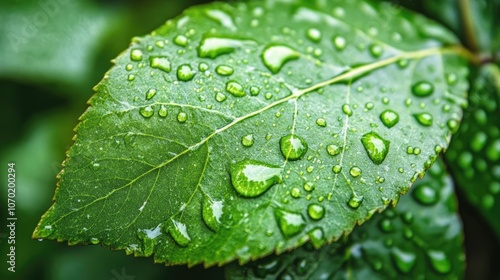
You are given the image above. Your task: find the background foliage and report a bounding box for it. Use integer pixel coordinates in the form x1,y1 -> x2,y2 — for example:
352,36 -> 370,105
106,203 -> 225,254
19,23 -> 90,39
1,0 -> 498,279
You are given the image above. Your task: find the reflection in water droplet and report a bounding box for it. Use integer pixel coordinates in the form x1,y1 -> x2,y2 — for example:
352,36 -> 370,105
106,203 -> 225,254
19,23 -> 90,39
137,225 -> 161,256
280,134 -> 308,161
140,106 -> 154,118
380,110 -> 399,128
307,204 -> 325,220
130,49 -> 143,61
226,81 -> 246,97
333,35 -> 346,50
361,131 -> 390,165
177,112 -> 187,123
168,219 -> 191,246
274,209 -> 306,238
427,250 -> 452,274
392,248 -> 416,273
412,81 -> 434,97
149,56 -> 171,73
349,166 -> 362,177
202,198 -> 223,232
241,134 -> 254,147
177,64 -> 195,81
348,193 -> 364,209
216,65 -> 234,76
261,45 -> 300,74
413,185 -> 439,205
230,159 -> 282,197
413,113 -> 433,126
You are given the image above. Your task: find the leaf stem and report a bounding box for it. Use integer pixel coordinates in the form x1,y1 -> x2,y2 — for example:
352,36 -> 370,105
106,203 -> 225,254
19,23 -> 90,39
458,0 -> 478,53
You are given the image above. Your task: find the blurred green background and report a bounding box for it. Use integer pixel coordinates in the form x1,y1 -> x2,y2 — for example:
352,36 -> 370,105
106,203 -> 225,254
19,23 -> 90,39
1,0 -> 499,279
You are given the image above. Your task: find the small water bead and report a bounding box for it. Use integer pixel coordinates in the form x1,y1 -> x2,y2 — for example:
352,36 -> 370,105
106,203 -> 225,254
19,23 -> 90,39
326,144 -> 341,156
349,166 -> 362,177
380,110 -> 399,128
413,113 -> 433,126
347,193 -> 364,209
265,92 -> 273,100
447,119 -> 459,133
198,37 -> 254,58
369,43 -> 383,58
307,204 -> 325,220
342,104 -> 353,116
158,105 -> 168,117
427,250 -> 452,274
280,134 -> 308,161
403,227 -> 414,239
332,165 -> 342,174
130,48 -> 143,61
241,134 -> 254,147
306,166 -> 314,173
145,89 -> 157,100
215,65 -> 234,76
490,182 -> 500,194
294,258 -> 311,276
173,35 -> 188,47
412,81 -> 434,97
250,86 -> 260,96
291,187 -> 301,198
230,159 -> 282,197
226,81 -> 246,97
303,182 -> 315,192
471,132 -> 487,151
202,198 -> 223,232
177,64 -> 195,81
306,28 -> 322,42
316,118 -> 327,127
482,194 -> 495,209
274,209 -> 306,238
392,248 -> 417,273
198,62 -> 209,71
308,228 -> 324,248
149,56 -> 171,73
261,45 -> 300,74
127,74 -> 135,81
206,9 -> 236,30
215,92 -> 227,102
486,139 -> 500,161
446,73 -> 458,85
140,106 -> 154,118
397,59 -> 409,68
474,109 -> 488,125
168,219 -> 191,247
333,35 -> 346,50
125,64 -> 133,71
379,218 -> 394,232
365,102 -> 374,110
413,184 -> 439,205
177,112 -> 187,123
361,131 -> 390,165
155,40 -> 165,48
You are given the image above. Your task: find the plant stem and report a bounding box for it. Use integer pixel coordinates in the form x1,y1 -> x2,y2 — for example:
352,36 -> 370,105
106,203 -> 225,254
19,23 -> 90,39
458,0 -> 478,53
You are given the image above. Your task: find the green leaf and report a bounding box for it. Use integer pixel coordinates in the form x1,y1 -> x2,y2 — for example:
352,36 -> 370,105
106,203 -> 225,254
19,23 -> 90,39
33,0 -> 469,266
225,160 -> 465,279
446,64 -> 500,239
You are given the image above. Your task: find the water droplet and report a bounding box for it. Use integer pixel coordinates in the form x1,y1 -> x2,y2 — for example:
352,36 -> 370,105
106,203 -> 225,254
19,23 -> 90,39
380,110 -> 399,128
125,64 -> 133,71
332,165 -> 342,174
261,45 -> 300,74
413,113 -> 433,126
130,49 -> 143,61
36,224 -> 54,238
294,258 -> 311,276
303,182 -> 315,192
392,248 -> 416,273
167,219 -> 191,246
413,185 -> 439,205
333,35 -> 346,50
307,204 -> 325,220
316,118 -> 327,127
397,59 -> 409,68
173,35 -> 188,47
274,209 -> 306,238
206,9 -> 236,30
347,193 -> 363,209
369,43 -> 383,58
365,102 -> 374,110
253,259 -> 281,278
140,106 -> 154,118
216,65 -> 234,76
158,105 -> 168,117
241,134 -> 254,147
486,140 -> 500,161
361,131 -> 390,165
482,194 -> 495,209
250,86 -> 260,96
471,132 -> 487,152
342,104 -> 353,116
490,182 -> 500,194
198,37 -> 254,58
280,134 -> 308,161
446,73 -> 458,85
326,144 -> 341,156
215,92 -> 227,102
177,112 -> 187,123
447,119 -> 459,133
306,28 -> 322,42
145,89 -> 157,100
291,187 -> 301,198
412,81 -> 434,97
127,74 -> 135,81
177,64 -> 195,81
230,159 -> 282,197
427,250 -> 452,274
306,166 -> 314,173
137,226 -> 161,256
149,56 -> 171,73
308,227 -> 324,248
226,81 -> 246,97
202,198 -> 223,232
349,166 -> 362,177
379,218 -> 394,232
198,62 -> 209,71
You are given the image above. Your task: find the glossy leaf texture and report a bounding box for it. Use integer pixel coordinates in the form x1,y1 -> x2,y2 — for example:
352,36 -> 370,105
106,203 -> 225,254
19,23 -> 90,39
33,0 -> 469,266
226,160 -> 465,279
446,64 -> 500,239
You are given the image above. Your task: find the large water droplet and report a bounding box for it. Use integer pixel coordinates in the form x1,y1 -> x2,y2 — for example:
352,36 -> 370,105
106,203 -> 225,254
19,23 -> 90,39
130,48 -> 143,61
306,28 -> 322,42
177,64 -> 195,81
167,219 -> 191,246
349,166 -> 362,177
342,104 -> 353,116
332,35 -> 346,50
137,225 -> 161,257
280,134 -> 308,161
274,209 -> 306,238
226,81 -> 246,97
347,193 -> 364,209
413,184 -> 439,205
412,81 -> 434,97
241,134 -> 254,147
230,159 -> 282,197
391,248 -> 416,273
261,45 -> 300,74
361,131 -> 390,165
307,204 -> 325,220
202,198 -> 223,232
140,106 -> 154,118
216,65 -> 234,76
177,112 -> 187,123
149,56 -> 172,73
380,110 -> 399,128
413,113 -> 433,126
427,250 -> 452,274
198,36 -> 254,58
173,35 -> 188,47
158,105 -> 168,117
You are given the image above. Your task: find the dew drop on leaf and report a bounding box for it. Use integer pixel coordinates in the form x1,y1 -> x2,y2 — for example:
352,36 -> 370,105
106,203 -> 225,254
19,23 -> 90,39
280,134 -> 308,161
306,28 -> 322,42
149,56 -> 172,73
274,209 -> 306,238
173,35 -> 188,47
412,184 -> 439,205
230,159 -> 282,197
253,259 -> 281,278
332,35 -> 346,50
360,131 -> 390,165
413,113 -> 433,126
177,112 -> 187,123
427,250 -> 452,274
332,165 -> 342,174
215,92 -> 227,102
369,43 -> 383,58
158,105 -> 168,117
316,118 -> 327,127
308,227 -> 324,248
177,64 -> 195,81
307,203 -> 325,220
197,36 -> 253,59
130,48 -> 143,61
206,9 -> 236,30
145,89 -> 157,100
202,198 -> 223,232
226,81 -> 246,97
167,219 -> 191,247
198,62 -> 209,71
379,218 -> 394,232
391,247 -> 417,273
303,182 -> 315,192
294,258 -> 311,276
250,86 -> 260,96
241,134 -> 254,147
342,104 -> 353,116
140,106 -> 154,118
326,144 -> 341,156
380,110 -> 399,128
349,166 -> 362,177
412,81 -> 434,97
291,187 -> 301,198
261,45 -> 300,74
216,65 -> 234,76
347,193 -> 364,209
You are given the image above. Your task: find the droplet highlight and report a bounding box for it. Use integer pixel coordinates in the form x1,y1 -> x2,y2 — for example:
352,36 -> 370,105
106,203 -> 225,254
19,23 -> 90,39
280,134 -> 308,161
230,159 -> 282,197
412,81 -> 434,97
274,209 -> 306,238
361,131 -> 390,165
261,45 -> 300,74
380,110 -> 399,128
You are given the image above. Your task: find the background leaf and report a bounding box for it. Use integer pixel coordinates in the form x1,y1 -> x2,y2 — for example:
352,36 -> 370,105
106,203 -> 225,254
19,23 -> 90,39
34,0 -> 468,267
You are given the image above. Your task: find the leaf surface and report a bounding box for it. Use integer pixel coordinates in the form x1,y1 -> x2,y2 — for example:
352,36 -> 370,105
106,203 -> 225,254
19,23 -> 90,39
34,0 -> 468,266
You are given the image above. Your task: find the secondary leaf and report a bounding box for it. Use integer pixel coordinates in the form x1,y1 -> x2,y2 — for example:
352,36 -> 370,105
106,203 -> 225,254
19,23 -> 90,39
446,64 -> 500,239
225,160 -> 465,279
33,0 -> 469,266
